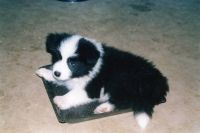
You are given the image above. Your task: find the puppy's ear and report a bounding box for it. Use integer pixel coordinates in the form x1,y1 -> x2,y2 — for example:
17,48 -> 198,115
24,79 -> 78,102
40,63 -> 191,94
45,33 -> 72,53
77,38 -> 100,66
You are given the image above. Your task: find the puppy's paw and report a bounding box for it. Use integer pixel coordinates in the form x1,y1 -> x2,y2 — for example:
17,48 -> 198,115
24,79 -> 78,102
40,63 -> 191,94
53,96 -> 69,110
94,102 -> 115,114
36,68 -> 49,78
35,68 -> 54,81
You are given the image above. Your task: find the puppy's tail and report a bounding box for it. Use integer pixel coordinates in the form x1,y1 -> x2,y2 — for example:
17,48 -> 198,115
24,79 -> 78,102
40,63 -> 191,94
132,103 -> 154,129
134,112 -> 151,129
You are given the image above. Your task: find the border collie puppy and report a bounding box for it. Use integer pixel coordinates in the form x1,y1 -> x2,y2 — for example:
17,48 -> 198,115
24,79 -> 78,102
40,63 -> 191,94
36,33 -> 169,129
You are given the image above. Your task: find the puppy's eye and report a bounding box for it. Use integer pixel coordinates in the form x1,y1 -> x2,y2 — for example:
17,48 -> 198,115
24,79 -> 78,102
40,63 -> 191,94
67,57 -> 78,69
69,62 -> 75,67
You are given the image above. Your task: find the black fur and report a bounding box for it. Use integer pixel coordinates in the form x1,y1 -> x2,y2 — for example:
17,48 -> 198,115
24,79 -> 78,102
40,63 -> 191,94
86,45 -> 169,116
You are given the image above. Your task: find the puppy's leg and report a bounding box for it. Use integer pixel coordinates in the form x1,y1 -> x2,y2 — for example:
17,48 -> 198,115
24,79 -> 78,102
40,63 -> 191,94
53,88 -> 93,110
94,102 -> 115,114
36,68 -> 56,82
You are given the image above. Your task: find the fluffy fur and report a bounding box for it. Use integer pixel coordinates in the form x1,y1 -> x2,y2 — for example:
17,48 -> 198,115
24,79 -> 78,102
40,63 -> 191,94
36,33 -> 169,129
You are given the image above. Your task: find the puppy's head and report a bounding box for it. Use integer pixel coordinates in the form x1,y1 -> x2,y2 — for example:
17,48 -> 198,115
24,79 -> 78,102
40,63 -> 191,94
46,33 -> 103,81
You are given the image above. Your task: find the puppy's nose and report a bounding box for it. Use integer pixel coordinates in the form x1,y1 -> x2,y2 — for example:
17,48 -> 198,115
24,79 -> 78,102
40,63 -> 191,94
54,71 -> 61,77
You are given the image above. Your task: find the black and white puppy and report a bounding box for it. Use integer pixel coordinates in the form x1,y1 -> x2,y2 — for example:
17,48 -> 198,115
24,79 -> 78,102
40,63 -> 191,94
36,33 -> 169,129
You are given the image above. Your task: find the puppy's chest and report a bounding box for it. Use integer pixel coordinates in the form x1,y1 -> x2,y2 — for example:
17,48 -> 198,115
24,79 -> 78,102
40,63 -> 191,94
64,77 -> 90,90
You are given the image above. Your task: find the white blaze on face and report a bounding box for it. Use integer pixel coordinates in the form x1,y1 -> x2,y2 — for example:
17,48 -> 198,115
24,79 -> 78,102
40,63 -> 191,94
52,35 -> 81,81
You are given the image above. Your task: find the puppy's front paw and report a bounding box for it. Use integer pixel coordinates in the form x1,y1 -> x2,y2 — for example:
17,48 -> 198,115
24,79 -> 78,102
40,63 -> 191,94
94,102 -> 115,114
53,96 -> 69,110
35,68 -> 54,81
36,68 -> 49,78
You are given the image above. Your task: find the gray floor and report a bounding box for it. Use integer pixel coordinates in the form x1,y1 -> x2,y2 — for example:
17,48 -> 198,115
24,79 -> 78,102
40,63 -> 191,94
0,0 -> 200,132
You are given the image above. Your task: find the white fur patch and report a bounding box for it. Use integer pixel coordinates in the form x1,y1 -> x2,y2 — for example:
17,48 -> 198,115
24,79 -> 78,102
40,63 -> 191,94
52,60 -> 72,81
94,102 -> 115,114
59,35 -> 81,59
64,75 -> 91,90
135,113 -> 150,129
53,88 -> 94,110
99,87 -> 109,103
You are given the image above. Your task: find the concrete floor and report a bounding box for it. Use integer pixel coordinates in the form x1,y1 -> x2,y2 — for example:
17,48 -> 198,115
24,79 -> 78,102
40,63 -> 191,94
0,0 -> 200,132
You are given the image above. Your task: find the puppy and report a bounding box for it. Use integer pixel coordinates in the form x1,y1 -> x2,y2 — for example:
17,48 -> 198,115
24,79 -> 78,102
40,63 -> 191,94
36,33 -> 169,129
